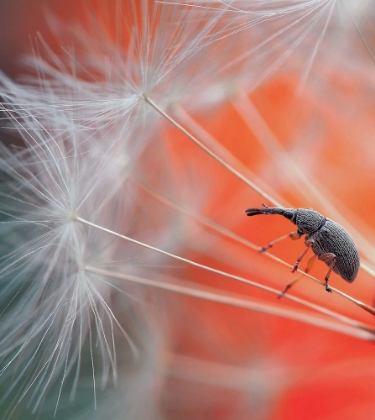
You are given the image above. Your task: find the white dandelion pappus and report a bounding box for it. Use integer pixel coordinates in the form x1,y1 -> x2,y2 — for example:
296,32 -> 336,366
0,1 -> 243,415
14,0 -> 256,127
0,90 -> 162,416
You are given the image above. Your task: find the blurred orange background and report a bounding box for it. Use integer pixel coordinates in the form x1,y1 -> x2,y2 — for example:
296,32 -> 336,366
2,1 -> 375,419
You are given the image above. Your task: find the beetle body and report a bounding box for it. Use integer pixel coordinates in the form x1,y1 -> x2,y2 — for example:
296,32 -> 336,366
246,206 -> 360,284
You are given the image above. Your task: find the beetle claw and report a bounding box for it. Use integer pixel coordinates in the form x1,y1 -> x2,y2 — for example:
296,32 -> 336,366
325,285 -> 332,293
278,284 -> 291,299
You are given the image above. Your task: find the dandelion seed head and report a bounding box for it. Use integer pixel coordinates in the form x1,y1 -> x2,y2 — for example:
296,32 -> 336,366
5,0 -> 260,129
0,89 -> 155,413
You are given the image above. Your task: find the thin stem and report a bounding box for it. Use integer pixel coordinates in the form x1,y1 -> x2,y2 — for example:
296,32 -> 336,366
132,173 -> 375,318
85,266 -> 375,341
159,103 -> 375,279
171,104 -> 288,208
343,4 -> 375,280
232,94 -> 375,270
142,98 -> 375,311
143,95 -> 283,207
361,263 -> 375,278
344,0 -> 375,66
132,175 -> 260,251
75,216 -> 375,322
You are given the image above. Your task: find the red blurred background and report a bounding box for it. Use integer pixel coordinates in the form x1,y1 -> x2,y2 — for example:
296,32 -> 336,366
2,1 -> 375,419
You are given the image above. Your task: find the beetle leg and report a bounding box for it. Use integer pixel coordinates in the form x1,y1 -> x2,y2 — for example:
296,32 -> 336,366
290,231 -> 302,240
278,255 -> 317,299
278,277 -> 300,299
318,253 -> 336,293
259,230 -> 302,252
305,254 -> 317,274
291,238 -> 314,273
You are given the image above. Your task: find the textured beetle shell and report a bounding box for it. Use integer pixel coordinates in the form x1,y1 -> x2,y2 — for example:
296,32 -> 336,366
307,219 -> 360,283
294,208 -> 325,234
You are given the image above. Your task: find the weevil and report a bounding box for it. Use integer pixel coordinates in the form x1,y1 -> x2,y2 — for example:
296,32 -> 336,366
245,204 -> 360,294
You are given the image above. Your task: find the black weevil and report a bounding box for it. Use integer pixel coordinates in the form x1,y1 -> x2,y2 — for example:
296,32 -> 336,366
246,204 -> 360,294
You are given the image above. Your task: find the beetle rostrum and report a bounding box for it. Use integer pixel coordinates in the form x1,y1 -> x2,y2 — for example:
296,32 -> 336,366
245,204 -> 360,293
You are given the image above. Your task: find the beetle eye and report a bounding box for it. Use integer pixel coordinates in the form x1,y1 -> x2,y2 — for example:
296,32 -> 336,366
283,210 -> 295,221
